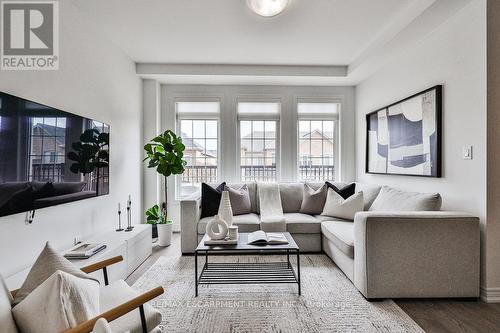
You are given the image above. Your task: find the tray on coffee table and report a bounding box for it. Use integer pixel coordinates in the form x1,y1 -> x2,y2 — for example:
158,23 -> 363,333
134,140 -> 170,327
194,232 -> 301,296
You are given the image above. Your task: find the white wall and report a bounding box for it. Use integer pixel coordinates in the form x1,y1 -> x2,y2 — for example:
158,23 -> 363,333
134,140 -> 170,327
355,0 -> 488,288
141,84 -> 355,231
0,1 -> 142,278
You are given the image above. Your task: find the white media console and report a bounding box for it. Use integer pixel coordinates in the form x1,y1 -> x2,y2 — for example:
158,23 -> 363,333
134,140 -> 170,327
6,224 -> 152,289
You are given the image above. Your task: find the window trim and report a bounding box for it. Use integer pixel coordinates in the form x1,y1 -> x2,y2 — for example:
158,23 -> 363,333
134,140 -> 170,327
174,99 -> 221,199
295,98 -> 341,181
236,98 -> 281,182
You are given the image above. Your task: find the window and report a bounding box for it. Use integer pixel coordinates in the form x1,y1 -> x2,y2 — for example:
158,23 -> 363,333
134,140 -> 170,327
238,102 -> 279,182
28,117 -> 67,182
297,102 -> 338,181
176,102 -> 219,197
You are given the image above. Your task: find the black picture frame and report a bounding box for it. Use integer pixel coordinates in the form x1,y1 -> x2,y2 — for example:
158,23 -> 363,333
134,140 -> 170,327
365,85 -> 442,177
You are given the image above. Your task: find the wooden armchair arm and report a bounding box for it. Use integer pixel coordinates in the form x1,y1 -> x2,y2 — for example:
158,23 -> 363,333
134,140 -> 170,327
63,286 -> 164,333
80,255 -> 123,274
10,256 -> 125,297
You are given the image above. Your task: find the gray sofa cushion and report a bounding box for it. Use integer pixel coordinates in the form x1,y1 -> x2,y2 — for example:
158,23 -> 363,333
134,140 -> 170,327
283,213 -> 321,233
369,186 -> 442,212
279,183 -> 304,213
299,183 -> 327,215
355,182 -> 382,210
225,184 -> 252,215
198,213 -> 260,234
226,182 -> 258,213
321,221 -> 355,258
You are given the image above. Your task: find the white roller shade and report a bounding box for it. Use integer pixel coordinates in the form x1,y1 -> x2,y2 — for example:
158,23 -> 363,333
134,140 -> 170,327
237,102 -> 280,120
297,102 -> 339,120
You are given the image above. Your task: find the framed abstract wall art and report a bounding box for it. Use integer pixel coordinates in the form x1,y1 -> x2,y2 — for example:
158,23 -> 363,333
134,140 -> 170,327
365,85 -> 442,177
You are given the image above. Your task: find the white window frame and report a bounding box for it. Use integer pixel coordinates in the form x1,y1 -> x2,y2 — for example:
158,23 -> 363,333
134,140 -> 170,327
236,98 -> 281,183
175,98 -> 221,199
296,98 -> 341,181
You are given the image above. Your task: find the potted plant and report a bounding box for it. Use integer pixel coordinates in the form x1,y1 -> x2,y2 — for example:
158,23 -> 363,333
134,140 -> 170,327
67,128 -> 109,195
143,130 -> 186,244
145,204 -> 172,246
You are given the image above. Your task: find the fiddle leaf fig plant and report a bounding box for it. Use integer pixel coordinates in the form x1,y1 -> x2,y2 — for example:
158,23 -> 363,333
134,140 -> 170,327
144,130 -> 187,216
67,128 -> 109,194
145,204 -> 172,225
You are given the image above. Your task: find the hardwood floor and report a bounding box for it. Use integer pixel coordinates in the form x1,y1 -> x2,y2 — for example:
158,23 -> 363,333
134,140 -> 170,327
127,233 -> 500,333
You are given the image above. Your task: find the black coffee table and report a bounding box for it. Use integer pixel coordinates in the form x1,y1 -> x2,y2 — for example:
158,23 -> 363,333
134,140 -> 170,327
194,232 -> 301,297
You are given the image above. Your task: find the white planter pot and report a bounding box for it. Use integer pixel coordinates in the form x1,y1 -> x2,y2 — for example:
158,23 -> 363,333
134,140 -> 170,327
157,223 -> 172,247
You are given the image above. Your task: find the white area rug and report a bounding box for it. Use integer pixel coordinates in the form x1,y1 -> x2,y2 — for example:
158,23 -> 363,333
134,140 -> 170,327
133,254 -> 424,333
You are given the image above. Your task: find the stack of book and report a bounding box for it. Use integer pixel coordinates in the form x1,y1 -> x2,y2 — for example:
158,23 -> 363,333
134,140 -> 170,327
64,243 -> 107,259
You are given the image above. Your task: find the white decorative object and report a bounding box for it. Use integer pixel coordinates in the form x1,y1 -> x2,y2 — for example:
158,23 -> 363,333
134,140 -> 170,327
206,215 -> 228,240
157,224 -> 172,247
246,0 -> 289,17
228,226 -> 239,240
218,191 -> 234,227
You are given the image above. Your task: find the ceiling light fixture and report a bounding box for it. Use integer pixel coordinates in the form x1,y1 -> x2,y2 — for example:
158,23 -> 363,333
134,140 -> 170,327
246,0 -> 289,17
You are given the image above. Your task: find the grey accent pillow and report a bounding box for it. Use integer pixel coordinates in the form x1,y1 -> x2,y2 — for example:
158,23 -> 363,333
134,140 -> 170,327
369,186 -> 442,211
13,242 -> 99,305
299,183 -> 327,215
225,184 -> 252,216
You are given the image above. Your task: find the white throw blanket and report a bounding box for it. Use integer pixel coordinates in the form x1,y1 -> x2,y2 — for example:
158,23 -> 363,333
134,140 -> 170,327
258,183 -> 286,232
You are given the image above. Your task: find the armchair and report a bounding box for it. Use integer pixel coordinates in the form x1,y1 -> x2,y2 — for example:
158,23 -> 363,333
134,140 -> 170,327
8,256 -> 164,333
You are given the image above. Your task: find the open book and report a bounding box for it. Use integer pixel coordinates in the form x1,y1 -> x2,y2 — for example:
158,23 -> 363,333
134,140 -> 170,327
247,231 -> 289,245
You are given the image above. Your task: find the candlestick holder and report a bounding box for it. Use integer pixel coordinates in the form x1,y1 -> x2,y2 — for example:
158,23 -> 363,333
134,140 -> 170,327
116,209 -> 123,232
125,196 -> 134,232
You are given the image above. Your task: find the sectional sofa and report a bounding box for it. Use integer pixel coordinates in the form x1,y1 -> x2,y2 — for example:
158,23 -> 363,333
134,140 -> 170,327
180,182 -> 480,299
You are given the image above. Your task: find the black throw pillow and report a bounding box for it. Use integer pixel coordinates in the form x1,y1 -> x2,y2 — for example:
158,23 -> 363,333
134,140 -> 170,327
325,182 -> 356,200
201,182 -> 226,218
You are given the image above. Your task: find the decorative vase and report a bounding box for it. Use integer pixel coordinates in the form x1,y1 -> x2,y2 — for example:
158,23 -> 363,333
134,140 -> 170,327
218,190 -> 233,227
206,215 -> 228,240
157,224 -> 172,246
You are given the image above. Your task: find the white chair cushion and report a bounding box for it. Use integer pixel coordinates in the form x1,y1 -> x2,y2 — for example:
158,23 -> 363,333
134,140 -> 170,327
100,280 -> 161,333
12,270 -> 100,333
0,277 -> 18,333
369,185 -> 442,211
92,318 -> 115,333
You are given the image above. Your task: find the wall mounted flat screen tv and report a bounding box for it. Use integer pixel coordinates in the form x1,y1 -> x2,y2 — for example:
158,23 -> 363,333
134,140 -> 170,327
0,92 -> 109,217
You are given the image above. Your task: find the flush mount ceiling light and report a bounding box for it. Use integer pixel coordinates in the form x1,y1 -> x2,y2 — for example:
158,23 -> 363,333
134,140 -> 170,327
246,0 -> 289,17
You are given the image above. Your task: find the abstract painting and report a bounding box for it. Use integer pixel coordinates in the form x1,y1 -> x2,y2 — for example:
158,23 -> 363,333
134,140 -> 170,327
366,85 -> 442,177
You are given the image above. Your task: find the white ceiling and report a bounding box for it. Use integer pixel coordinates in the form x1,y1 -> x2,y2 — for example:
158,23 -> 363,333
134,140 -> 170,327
72,0 -> 415,65
71,0 -> 471,85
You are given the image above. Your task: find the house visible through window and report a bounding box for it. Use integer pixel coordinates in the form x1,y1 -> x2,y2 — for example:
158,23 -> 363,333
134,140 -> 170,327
29,117 -> 67,182
238,102 -> 279,182
176,102 -> 219,197
297,102 -> 338,181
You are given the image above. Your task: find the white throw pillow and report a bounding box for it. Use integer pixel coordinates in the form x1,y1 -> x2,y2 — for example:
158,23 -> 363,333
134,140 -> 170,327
13,242 -> 98,305
321,189 -> 364,220
12,270 -> 99,333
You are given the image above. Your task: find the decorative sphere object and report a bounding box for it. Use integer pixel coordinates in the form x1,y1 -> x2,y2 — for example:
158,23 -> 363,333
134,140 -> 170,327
206,215 -> 228,240
218,190 -> 233,227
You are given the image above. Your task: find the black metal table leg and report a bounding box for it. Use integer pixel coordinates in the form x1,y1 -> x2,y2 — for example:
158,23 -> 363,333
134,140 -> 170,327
297,250 -> 301,295
287,249 -> 290,268
195,250 -> 198,297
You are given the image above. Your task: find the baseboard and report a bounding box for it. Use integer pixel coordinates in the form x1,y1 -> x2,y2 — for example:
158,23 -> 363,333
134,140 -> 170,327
480,286 -> 500,303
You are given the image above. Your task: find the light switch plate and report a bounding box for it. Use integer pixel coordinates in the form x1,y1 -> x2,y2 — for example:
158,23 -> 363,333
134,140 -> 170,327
462,145 -> 473,160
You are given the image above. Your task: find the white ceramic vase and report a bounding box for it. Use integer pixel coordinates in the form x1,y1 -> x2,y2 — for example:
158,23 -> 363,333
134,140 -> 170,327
157,223 -> 172,247
218,190 -> 233,227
